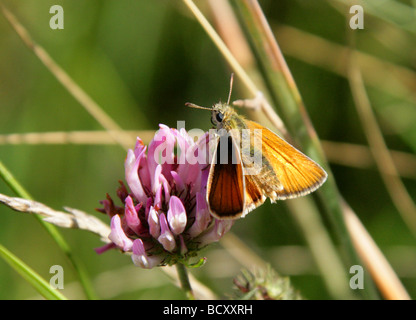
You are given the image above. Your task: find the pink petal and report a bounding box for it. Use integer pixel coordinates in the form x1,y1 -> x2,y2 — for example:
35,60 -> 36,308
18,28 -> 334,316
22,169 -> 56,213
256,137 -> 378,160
188,192 -> 211,237
171,171 -> 184,191
152,165 -> 171,206
176,146 -> 203,189
154,184 -> 163,211
124,196 -> 143,235
198,219 -> 234,247
148,125 -> 176,175
94,243 -> 116,254
152,164 -> 162,194
125,148 -> 148,204
108,215 -> 133,251
148,206 -> 160,239
144,197 -> 153,220
158,213 -> 176,252
174,127 -> 192,165
157,168 -> 171,205
138,155 -> 151,192
131,239 -> 162,269
133,137 -> 146,158
167,196 -> 187,235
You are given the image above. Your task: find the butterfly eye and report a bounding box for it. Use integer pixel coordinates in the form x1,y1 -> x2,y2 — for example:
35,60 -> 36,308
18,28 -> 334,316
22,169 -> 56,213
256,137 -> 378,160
216,112 -> 224,123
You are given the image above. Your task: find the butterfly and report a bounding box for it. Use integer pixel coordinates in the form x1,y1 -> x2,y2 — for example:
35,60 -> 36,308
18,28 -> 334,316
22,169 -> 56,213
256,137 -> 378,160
186,75 -> 327,219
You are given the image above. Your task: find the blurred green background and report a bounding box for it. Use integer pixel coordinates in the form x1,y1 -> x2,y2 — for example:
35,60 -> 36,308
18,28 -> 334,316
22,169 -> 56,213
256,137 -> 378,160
0,0 -> 415,299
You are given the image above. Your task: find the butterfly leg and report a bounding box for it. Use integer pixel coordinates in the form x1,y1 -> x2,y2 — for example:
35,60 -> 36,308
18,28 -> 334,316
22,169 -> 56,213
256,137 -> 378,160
232,91 -> 264,111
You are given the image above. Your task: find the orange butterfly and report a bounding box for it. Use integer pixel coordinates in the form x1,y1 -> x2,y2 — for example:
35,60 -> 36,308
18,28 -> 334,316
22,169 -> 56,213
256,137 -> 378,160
186,76 -> 327,219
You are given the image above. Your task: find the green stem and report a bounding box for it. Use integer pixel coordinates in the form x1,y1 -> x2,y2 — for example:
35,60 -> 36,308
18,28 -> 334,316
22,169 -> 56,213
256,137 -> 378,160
0,160 -> 32,199
176,263 -> 195,300
0,160 -> 97,300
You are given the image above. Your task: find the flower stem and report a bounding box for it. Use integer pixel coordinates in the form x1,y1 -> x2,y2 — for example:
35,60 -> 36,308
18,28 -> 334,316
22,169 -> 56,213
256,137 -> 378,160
176,263 -> 195,300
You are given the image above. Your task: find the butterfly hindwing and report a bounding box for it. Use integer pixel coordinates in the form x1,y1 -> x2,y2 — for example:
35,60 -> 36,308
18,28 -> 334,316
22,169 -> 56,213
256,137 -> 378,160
243,120 -> 327,202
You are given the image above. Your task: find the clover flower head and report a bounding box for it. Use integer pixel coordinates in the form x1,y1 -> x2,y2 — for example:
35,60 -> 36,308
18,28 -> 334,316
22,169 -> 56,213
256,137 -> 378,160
96,125 -> 234,268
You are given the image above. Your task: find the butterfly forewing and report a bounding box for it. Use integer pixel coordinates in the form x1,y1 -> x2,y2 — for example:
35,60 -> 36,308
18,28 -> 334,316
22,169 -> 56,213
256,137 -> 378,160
207,135 -> 246,219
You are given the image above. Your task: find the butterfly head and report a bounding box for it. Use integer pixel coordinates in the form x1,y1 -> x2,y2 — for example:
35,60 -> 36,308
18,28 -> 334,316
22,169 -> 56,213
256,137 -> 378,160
185,101 -> 237,131
210,103 -> 236,130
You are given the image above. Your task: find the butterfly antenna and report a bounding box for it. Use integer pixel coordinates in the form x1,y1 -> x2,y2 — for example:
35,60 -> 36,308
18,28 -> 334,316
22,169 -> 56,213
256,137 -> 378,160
185,102 -> 212,111
227,73 -> 234,105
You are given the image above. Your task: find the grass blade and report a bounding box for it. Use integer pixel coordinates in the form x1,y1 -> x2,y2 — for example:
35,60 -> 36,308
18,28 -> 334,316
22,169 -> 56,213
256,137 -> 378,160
0,161 -> 98,300
0,244 -> 68,300
229,0 -> 380,299
0,3 -> 134,151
